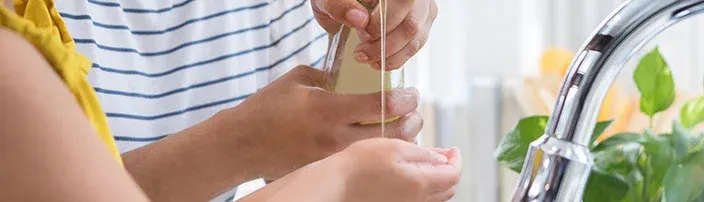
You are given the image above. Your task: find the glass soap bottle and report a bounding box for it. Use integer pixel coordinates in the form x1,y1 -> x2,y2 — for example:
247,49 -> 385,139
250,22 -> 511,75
321,1 -> 403,124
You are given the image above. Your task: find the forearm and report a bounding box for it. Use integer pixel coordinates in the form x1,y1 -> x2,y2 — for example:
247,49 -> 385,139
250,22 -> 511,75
237,159 -> 344,202
122,110 -> 259,202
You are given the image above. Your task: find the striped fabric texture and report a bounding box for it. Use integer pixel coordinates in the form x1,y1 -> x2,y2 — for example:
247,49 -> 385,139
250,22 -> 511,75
55,0 -> 328,201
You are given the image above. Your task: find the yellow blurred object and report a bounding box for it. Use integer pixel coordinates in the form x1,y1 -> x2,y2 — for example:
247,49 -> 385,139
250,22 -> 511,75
540,47 -> 574,78
598,87 -> 633,141
521,78 -> 552,115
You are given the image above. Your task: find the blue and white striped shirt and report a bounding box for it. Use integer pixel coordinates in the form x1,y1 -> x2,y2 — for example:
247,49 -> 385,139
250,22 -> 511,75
56,0 -> 328,201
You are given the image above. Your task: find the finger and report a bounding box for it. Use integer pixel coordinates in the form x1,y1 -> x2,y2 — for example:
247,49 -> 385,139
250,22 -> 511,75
427,185 -> 457,202
323,87 -> 418,122
372,17 -> 432,70
353,0 -> 430,64
430,0 -> 439,22
353,111 -> 423,142
392,140 -> 449,164
408,147 -> 462,193
429,147 -> 454,156
318,0 -> 372,29
288,65 -> 326,86
363,0 -> 419,42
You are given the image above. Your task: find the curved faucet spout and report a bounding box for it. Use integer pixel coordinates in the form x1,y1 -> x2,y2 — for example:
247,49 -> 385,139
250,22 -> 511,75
512,0 -> 704,201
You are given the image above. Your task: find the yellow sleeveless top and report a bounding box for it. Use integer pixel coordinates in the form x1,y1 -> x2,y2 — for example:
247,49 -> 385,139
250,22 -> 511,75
0,0 -> 123,165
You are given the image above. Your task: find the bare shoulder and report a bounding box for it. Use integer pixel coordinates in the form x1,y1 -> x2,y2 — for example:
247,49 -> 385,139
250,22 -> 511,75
0,27 -> 35,51
0,26 -> 71,114
0,27 -> 57,84
0,27 -> 45,63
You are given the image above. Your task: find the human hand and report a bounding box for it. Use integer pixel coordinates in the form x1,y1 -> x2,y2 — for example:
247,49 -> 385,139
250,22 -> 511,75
245,138 -> 462,202
219,66 -> 421,180
337,138 -> 461,202
312,0 -> 438,70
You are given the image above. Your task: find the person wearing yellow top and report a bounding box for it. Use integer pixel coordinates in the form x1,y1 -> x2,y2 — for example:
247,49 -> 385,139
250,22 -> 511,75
0,0 -> 463,202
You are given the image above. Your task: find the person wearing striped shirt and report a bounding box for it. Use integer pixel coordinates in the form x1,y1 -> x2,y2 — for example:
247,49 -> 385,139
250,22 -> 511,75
2,0 -> 440,201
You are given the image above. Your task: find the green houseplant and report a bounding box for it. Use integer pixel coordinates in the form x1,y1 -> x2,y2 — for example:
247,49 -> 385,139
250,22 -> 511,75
495,48 -> 704,202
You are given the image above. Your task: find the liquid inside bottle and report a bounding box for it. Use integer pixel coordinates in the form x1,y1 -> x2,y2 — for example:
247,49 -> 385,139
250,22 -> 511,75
324,29 -> 404,94
322,2 -> 403,124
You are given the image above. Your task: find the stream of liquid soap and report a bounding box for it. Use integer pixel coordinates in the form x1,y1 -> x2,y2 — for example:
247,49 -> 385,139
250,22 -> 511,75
379,0 -> 387,137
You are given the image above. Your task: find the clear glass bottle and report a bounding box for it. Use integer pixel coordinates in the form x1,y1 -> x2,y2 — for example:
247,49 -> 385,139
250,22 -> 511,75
322,1 -> 403,124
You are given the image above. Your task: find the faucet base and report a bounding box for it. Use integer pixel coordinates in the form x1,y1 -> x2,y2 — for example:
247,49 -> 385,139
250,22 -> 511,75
511,135 -> 592,202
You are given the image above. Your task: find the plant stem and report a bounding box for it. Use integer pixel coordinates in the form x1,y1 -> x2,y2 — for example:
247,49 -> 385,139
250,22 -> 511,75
648,116 -> 654,130
642,158 -> 650,202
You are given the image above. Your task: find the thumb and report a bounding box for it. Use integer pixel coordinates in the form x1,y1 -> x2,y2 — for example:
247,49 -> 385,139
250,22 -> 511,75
316,0 -> 372,29
330,87 -> 419,122
287,65 -> 326,86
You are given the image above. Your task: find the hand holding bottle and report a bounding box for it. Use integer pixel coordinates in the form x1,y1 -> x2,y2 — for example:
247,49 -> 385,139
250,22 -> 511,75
312,0 -> 438,70
218,66 -> 421,180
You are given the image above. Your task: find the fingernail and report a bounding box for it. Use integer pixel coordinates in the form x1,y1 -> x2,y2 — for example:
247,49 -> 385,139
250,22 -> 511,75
345,9 -> 368,28
431,150 -> 449,163
354,51 -> 369,62
401,87 -> 419,98
357,29 -> 372,41
373,62 -> 381,70
408,87 -> 419,95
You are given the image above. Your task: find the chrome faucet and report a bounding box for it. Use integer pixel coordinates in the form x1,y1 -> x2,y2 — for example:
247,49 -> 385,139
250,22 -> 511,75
511,0 -> 704,201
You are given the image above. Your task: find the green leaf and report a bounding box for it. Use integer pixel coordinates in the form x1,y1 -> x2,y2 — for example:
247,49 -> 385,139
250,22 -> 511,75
590,120 -> 614,149
681,96 -> 704,129
663,164 -> 704,202
695,193 -> 704,202
641,131 -> 675,201
592,133 -> 645,153
672,121 -> 692,159
584,170 -> 630,202
634,47 -> 676,118
623,175 -> 645,202
495,116 -> 549,172
592,146 -> 642,185
692,132 -> 704,154
683,149 -> 704,167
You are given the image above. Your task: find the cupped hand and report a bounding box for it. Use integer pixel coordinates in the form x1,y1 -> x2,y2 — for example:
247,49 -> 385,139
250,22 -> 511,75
312,0 -> 438,70
338,138 -> 462,202
242,138 -> 462,202
220,66 -> 422,180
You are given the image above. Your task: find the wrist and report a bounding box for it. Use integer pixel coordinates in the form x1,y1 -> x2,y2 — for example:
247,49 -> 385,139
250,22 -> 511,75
202,108 -> 263,181
327,151 -> 354,184
120,108 -> 260,201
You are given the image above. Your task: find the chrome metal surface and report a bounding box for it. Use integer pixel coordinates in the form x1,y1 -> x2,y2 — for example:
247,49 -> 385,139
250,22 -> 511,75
511,0 -> 704,201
